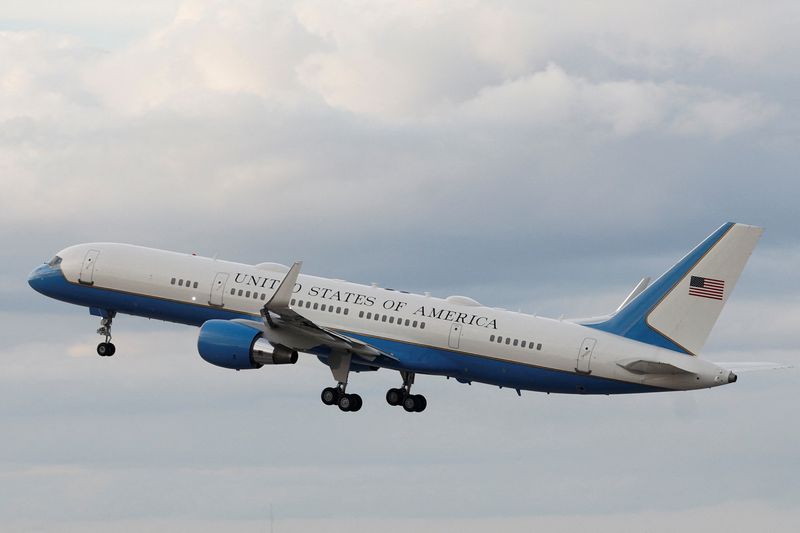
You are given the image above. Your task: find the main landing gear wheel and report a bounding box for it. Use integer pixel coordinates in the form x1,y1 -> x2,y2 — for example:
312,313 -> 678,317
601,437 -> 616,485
338,393 -> 363,412
321,384 -> 362,412
386,388 -> 404,406
96,342 -> 116,357
402,394 -> 427,413
321,387 -> 340,405
387,371 -> 427,412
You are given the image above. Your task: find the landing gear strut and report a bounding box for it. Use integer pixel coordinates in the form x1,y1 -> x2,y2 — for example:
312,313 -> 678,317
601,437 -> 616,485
386,371 -> 426,412
96,312 -> 116,357
321,351 -> 362,412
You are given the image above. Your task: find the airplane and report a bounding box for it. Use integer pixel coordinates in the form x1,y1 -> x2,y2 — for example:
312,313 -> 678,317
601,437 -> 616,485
28,222 -> 774,413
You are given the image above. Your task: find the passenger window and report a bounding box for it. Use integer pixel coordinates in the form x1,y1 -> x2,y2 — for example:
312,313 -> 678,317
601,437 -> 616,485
421,322 -> 425,329
178,279 -> 184,286
375,314 -> 380,321
336,307 -> 342,314
238,290 -> 243,296
193,282 -> 198,289
412,321 -> 418,328
245,291 -> 251,298
521,341 -> 526,348
537,343 -> 542,350
513,339 -> 518,347
505,338 -> 510,345
230,288 -> 235,295
497,336 -> 503,343
405,319 -> 410,326
171,278 -> 176,285
389,316 -> 394,324
343,308 -> 349,315
490,335 -> 495,342
291,299 -> 296,306
305,301 -> 311,308
359,311 -> 364,318
530,343 -> 535,350
321,304 -> 327,311
253,292 -> 259,299
366,312 -> 372,319
382,315 -> 387,322
313,303 -> 318,310
185,280 -> 190,287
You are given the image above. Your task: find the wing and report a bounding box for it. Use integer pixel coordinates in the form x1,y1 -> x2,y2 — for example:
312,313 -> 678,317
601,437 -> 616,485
233,261 -> 396,366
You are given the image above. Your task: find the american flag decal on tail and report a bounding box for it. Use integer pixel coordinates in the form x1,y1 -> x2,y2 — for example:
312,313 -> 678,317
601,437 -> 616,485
689,276 -> 725,300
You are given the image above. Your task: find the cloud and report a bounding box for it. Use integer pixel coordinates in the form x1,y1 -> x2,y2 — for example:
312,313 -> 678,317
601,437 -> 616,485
456,63 -> 776,137
0,3 -> 799,528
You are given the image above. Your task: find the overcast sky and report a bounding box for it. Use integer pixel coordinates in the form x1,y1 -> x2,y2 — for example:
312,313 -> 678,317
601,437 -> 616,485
1,1 -> 798,531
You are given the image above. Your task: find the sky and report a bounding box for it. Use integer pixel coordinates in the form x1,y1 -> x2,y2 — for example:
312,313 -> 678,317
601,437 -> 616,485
1,1 -> 799,531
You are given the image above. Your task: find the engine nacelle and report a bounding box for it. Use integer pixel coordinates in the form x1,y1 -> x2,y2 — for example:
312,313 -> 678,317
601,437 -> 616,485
197,320 -> 298,370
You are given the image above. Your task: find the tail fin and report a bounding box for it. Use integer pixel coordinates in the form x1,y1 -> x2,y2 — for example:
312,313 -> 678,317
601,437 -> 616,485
588,222 -> 763,355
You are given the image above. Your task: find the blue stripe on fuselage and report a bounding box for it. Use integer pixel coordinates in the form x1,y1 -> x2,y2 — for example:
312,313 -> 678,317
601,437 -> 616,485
29,264 -> 662,395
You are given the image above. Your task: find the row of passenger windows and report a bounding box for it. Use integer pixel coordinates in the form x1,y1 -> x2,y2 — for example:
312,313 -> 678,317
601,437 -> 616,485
171,277 -> 198,289
358,310 -> 425,329
231,288 -> 268,301
290,299 -> 350,316
490,334 -> 542,351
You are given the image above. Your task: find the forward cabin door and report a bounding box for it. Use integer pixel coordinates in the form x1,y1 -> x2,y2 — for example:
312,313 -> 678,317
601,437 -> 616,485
209,272 -> 229,307
576,337 -> 596,374
448,323 -> 463,349
78,249 -> 100,285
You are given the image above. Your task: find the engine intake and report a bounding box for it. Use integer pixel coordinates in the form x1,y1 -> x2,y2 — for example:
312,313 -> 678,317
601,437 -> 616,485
197,320 -> 298,370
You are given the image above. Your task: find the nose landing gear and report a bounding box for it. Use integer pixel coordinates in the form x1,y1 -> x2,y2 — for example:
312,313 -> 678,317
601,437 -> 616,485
95,312 -> 116,356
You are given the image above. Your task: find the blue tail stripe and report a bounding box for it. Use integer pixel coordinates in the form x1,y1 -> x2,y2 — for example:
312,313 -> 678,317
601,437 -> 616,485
586,222 -> 734,354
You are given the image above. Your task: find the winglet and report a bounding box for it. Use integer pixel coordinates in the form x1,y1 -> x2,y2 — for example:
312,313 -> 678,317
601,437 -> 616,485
266,261 -> 302,309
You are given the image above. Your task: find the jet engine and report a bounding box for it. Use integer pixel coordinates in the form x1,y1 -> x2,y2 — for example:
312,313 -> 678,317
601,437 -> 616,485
197,319 -> 298,370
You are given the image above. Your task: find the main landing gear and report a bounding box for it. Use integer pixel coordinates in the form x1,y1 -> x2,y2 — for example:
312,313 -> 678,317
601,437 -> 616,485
321,385 -> 362,412
321,351 -> 362,412
386,371 -> 426,412
96,312 -> 116,357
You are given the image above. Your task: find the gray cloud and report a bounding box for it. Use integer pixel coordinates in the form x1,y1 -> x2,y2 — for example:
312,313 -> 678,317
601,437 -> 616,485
1,1 -> 799,530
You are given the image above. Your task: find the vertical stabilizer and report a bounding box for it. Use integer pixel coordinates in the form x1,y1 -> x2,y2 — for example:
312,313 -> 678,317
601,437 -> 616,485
588,223 -> 763,355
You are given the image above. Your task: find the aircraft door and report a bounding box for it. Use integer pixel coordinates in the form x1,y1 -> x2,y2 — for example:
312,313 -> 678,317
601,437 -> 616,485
576,337 -> 596,374
209,272 -> 229,307
79,249 -> 100,285
448,323 -> 463,349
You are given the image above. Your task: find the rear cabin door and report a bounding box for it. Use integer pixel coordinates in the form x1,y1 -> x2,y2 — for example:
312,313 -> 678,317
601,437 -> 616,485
78,249 -> 100,285
448,323 -> 463,349
576,337 -> 596,374
209,272 -> 229,307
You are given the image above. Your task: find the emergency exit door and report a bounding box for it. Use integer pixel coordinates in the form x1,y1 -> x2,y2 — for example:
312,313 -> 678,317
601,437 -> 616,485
576,338 -> 596,374
448,323 -> 463,349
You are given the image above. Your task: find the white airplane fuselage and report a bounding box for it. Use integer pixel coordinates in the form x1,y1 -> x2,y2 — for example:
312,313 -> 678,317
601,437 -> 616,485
29,242 -> 736,396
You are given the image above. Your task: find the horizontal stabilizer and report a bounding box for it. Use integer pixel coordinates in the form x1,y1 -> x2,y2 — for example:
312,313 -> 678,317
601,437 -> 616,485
714,362 -> 793,372
617,358 -> 695,375
615,277 -> 651,314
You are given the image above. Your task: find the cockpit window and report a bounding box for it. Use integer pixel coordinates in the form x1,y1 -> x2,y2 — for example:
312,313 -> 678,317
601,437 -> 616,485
47,255 -> 62,267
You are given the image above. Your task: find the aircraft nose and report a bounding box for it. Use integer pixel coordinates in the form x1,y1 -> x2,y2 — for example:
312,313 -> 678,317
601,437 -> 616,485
28,264 -> 51,294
